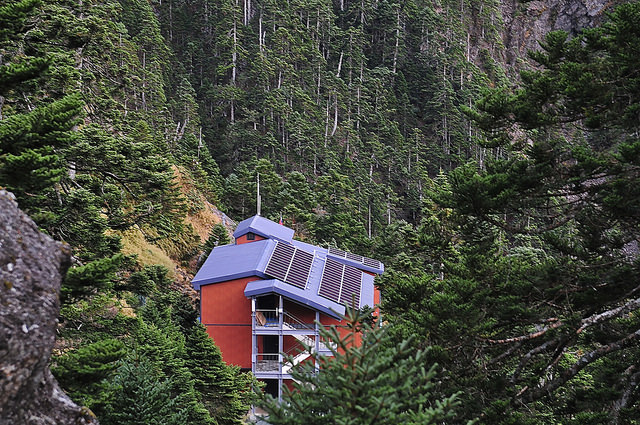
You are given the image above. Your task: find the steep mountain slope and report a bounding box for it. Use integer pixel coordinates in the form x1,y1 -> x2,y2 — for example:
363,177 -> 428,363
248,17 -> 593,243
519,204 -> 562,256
1,1 -> 252,423
1,0 -> 633,423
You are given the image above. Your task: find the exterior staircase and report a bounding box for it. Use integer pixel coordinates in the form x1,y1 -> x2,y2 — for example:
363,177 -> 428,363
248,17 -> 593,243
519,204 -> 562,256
281,322 -> 334,374
253,309 -> 335,375
282,323 -> 314,374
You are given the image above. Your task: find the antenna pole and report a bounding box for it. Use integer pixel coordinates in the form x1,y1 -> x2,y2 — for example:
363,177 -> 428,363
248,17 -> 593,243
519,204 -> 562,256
256,172 -> 261,216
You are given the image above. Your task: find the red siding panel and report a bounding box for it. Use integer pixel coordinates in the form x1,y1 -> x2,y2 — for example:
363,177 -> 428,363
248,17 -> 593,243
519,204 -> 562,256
201,278 -> 255,324
201,278 -> 256,367
236,233 -> 266,244
205,325 -> 252,368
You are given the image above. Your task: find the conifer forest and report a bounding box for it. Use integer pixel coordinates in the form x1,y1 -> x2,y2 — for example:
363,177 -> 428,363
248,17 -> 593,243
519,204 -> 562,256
2,0 -> 640,423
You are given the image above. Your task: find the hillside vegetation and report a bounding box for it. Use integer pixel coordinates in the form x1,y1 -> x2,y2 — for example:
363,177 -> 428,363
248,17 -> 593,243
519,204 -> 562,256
1,0 -> 639,423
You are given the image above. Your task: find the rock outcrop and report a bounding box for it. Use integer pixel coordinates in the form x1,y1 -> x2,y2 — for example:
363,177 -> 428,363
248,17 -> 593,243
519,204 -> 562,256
500,0 -> 618,69
0,190 -> 98,425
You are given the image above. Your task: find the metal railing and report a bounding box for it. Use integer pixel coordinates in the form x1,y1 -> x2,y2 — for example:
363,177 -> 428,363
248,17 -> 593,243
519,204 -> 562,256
254,309 -> 314,330
254,353 -> 281,372
283,311 -> 314,330
255,309 -> 279,327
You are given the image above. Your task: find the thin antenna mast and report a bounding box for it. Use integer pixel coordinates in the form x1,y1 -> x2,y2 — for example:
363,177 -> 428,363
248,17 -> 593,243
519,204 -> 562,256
256,172 -> 261,216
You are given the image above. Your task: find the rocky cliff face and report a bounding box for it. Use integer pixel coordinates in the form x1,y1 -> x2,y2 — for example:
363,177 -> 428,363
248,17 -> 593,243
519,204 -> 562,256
0,190 -> 98,425
499,0 -> 619,71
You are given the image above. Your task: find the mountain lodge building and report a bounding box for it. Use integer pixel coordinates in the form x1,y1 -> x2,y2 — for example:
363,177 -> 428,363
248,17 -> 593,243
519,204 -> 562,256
191,215 -> 384,399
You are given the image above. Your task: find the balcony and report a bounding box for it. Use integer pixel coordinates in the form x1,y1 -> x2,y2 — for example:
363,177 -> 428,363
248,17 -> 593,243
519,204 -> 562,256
254,309 -> 314,332
254,353 -> 280,373
254,346 -> 313,378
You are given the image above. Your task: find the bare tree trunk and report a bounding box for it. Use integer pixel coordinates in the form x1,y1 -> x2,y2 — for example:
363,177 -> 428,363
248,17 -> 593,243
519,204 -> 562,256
357,61 -> 363,131
466,31 -> 471,61
259,11 -> 263,52
231,3 -> 239,123
313,140 -> 317,175
232,12 -> 238,85
393,7 -> 400,73
324,95 -> 330,147
368,203 -> 372,239
168,0 -> 173,41
142,51 -> 147,111
330,94 -> 338,137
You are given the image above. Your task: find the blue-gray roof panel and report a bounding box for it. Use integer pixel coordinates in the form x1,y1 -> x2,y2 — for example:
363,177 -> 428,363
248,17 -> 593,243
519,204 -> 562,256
194,216 -> 382,313
233,215 -> 295,241
192,239 -> 275,290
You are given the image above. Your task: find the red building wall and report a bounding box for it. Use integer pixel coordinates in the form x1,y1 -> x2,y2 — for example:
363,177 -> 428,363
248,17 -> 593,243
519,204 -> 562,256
200,275 -> 381,368
200,277 -> 256,368
235,233 -> 266,245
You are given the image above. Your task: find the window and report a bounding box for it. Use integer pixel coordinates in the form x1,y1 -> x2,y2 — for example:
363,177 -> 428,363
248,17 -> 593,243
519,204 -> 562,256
247,232 -> 256,240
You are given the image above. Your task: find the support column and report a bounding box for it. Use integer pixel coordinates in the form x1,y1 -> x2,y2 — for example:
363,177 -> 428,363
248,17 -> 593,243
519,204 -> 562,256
250,297 -> 257,417
251,298 -> 257,374
278,295 -> 284,402
315,311 -> 320,373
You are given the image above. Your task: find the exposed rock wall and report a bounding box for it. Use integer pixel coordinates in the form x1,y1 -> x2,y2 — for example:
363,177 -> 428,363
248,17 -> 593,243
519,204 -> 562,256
499,0 -> 620,71
0,190 -> 98,425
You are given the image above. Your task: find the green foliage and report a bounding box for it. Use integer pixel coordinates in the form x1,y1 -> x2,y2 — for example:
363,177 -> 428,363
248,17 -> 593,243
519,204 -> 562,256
257,307 -> 467,424
1,0 -> 254,424
0,0 -> 40,42
125,264 -> 171,296
185,324 -> 254,424
15,0 -> 635,423
130,288 -> 253,425
54,188 -> 122,261
58,272 -> 253,425
0,94 -> 83,212
126,318 -> 215,425
391,2 -> 640,423
101,356 -> 189,425
65,124 -> 183,232
157,0 -> 498,239
200,222 -> 232,265
52,339 -> 127,414
0,57 -> 49,95
62,254 -> 125,303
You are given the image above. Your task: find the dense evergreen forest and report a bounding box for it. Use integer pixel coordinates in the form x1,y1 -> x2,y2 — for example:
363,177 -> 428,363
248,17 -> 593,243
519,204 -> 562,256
2,0 -> 640,422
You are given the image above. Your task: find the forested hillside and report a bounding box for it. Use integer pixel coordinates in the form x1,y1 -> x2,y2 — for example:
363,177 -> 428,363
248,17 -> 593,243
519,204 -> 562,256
2,0 -> 639,423
160,0 -> 503,246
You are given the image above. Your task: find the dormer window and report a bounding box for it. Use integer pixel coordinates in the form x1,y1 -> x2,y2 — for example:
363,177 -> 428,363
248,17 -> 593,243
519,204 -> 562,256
247,232 -> 256,241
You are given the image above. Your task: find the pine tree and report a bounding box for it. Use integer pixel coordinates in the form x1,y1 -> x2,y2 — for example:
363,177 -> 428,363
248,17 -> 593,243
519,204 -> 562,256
101,357 -> 189,425
394,3 -> 640,422
257,307 -> 466,424
201,223 -> 232,259
0,0 -> 48,93
0,94 -> 83,213
132,302 -> 216,425
52,339 -> 127,416
185,325 -> 253,425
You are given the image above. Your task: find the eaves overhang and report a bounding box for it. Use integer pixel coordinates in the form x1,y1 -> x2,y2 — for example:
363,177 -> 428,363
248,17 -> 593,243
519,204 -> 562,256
192,239 -> 275,290
244,279 -> 345,319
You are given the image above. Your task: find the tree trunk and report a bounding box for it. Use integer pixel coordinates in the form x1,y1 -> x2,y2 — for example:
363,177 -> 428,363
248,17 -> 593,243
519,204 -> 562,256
330,94 -> 338,137
393,7 -> 400,73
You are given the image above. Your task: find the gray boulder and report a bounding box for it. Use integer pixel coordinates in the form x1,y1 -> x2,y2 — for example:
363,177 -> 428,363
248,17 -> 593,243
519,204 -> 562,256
0,190 -> 98,425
